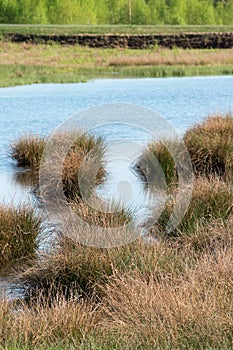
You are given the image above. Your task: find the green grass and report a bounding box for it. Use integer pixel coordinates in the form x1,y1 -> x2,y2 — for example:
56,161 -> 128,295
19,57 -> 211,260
1,63 -> 233,88
135,139 -> 183,187
1,24 -> 233,35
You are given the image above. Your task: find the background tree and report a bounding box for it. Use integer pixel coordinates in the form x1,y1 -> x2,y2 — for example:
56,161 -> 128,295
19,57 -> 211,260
0,0 -> 232,25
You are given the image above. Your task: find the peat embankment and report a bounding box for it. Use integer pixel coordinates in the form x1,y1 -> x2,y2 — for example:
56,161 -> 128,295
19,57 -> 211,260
2,32 -> 233,49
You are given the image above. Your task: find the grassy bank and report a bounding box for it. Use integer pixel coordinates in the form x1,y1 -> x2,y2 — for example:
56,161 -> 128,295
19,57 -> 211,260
0,42 -> 233,87
1,24 -> 233,35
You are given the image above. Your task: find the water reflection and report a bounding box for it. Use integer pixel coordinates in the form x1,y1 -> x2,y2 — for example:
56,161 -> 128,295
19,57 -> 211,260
12,168 -> 39,188
0,172 -> 32,205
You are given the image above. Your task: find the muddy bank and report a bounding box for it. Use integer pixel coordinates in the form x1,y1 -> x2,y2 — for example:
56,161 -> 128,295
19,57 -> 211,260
2,32 -> 233,49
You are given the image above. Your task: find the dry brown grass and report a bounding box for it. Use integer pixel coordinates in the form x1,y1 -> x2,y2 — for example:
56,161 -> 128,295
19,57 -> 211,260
109,48 -> 233,67
41,131 -> 105,202
168,215 -> 233,254
100,246 -> 233,349
1,215 -> 232,348
0,296 -> 95,348
18,214 -> 232,305
1,42 -> 233,68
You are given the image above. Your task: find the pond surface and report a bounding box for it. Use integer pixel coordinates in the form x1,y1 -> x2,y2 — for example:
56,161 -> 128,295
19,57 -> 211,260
0,75 -> 233,206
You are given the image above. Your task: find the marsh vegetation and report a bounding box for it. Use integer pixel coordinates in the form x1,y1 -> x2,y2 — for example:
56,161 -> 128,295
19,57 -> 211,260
0,113 -> 232,349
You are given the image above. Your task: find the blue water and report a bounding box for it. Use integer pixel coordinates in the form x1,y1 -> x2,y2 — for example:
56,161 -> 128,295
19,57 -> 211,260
0,76 -> 233,205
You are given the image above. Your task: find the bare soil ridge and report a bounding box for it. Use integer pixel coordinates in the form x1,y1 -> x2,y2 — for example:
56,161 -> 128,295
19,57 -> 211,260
2,32 -> 233,49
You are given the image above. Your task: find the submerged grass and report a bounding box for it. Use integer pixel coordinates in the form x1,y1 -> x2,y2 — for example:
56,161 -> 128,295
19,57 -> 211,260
0,204 -> 42,266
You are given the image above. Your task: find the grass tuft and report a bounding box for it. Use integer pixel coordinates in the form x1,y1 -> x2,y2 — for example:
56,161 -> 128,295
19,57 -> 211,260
155,177 -> 233,238
17,201 -> 134,302
184,113 -> 233,180
0,296 -> 95,348
0,204 -> 42,267
11,131 -> 106,200
100,246 -> 233,349
135,138 -> 189,187
10,135 -> 46,168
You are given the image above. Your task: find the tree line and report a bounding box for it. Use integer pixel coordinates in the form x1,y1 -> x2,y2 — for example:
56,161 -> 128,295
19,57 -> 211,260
0,0 -> 232,25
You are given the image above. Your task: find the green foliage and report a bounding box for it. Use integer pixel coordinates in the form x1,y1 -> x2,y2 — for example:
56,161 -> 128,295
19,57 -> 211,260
0,0 -> 232,24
